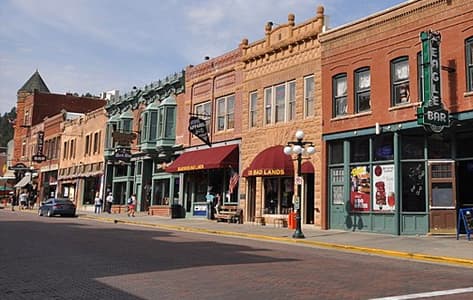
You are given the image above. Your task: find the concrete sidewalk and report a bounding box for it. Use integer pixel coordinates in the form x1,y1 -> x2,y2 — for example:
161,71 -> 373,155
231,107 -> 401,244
76,210 -> 473,268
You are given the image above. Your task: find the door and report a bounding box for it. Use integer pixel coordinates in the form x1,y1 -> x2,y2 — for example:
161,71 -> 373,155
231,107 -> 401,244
329,167 -> 346,229
429,161 -> 456,234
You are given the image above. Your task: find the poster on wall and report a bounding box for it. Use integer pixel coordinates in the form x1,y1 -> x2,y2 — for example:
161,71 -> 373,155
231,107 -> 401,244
350,166 -> 370,211
372,164 -> 395,211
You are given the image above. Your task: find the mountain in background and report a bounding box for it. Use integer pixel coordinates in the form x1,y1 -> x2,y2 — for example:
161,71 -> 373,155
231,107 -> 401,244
0,107 -> 16,147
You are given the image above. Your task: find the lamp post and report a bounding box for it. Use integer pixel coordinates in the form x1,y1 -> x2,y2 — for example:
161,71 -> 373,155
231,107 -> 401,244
284,130 -> 315,239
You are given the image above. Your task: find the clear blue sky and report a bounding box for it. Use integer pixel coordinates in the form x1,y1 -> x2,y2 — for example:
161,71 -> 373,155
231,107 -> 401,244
0,0 -> 405,115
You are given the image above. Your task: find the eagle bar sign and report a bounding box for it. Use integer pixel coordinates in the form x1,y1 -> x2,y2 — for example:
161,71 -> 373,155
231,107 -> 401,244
417,30 -> 449,133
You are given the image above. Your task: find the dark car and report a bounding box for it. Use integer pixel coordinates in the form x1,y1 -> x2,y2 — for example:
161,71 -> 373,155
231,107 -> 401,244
38,198 -> 76,217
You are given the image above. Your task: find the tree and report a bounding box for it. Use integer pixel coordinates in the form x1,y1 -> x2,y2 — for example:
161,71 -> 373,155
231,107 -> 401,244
0,107 -> 16,147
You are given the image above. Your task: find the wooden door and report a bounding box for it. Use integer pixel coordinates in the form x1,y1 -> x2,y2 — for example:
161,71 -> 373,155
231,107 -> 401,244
429,161 -> 456,234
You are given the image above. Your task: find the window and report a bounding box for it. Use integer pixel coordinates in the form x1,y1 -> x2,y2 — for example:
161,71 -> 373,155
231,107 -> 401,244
249,91 -> 257,127
391,57 -> 410,105
70,139 -> 75,159
216,94 -> 235,131
264,81 -> 296,124
466,37 -> 473,92
304,75 -> 315,117
195,101 -> 211,132
333,74 -> 347,117
163,107 -> 175,138
85,135 -> 90,156
355,68 -> 371,113
63,141 -> 68,160
263,177 -> 293,214
23,110 -> 30,126
93,132 -> 100,154
149,111 -> 158,141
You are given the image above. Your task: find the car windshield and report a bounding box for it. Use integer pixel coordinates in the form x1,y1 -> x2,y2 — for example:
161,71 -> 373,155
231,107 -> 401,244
55,199 -> 73,205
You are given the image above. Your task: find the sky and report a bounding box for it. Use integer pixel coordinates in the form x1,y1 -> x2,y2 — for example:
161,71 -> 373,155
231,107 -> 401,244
0,0 -> 406,115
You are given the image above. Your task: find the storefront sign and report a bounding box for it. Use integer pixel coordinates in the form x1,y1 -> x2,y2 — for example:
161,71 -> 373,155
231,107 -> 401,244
350,166 -> 370,211
188,116 -> 211,147
177,164 -> 205,172
372,164 -> 395,211
112,131 -> 137,146
417,30 -> 449,133
114,148 -> 132,162
247,168 -> 285,176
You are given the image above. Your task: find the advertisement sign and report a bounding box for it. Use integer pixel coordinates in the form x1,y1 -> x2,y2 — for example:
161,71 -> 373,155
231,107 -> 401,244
372,164 -> 395,211
188,116 -> 211,147
350,166 -> 370,211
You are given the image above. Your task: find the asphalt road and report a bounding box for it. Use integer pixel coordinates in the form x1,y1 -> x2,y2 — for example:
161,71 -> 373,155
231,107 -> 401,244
1,210 -> 473,300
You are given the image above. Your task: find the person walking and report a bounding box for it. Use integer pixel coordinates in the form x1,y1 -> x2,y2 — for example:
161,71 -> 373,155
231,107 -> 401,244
127,194 -> 136,217
10,193 -> 16,211
105,192 -> 114,213
206,190 -> 215,220
94,193 -> 102,214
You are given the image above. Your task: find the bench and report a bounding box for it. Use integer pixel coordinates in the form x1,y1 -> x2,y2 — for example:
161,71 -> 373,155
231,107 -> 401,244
215,205 -> 242,223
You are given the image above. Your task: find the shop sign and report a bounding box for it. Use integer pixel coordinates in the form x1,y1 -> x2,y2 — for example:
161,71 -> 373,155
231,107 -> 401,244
177,164 -> 205,172
32,154 -> 47,163
9,163 -> 28,171
112,131 -> 137,146
188,116 -> 211,147
417,30 -> 449,133
114,148 -> 132,162
247,168 -> 285,176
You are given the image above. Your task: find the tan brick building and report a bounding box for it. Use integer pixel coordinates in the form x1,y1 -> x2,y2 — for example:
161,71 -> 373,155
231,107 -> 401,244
239,7 -> 325,227
320,0 -> 473,234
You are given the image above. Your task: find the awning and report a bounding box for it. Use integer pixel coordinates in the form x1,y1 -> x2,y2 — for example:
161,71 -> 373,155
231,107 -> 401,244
166,144 -> 239,173
242,145 -> 294,177
14,173 -> 31,188
301,161 -> 315,174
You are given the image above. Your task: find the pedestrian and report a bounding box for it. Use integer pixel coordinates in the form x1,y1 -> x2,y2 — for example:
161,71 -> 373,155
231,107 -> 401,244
214,193 -> 221,215
10,193 -> 16,211
206,189 -> 215,220
106,192 -> 114,213
127,194 -> 136,217
19,191 -> 28,210
94,193 -> 102,214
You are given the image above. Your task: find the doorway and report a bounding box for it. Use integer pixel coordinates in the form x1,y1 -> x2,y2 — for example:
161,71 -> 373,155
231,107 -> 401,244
304,173 -> 315,224
428,161 -> 456,234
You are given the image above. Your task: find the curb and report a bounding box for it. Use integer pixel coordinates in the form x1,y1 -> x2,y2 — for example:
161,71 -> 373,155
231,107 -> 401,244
78,214 -> 473,269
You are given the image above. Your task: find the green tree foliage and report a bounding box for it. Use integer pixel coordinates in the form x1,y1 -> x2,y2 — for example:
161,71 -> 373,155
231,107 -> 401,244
0,107 -> 16,147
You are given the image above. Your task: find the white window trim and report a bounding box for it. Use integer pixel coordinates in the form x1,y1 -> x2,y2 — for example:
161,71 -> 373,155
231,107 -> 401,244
304,75 -> 315,118
249,91 -> 258,128
215,94 -> 235,132
263,80 -> 296,125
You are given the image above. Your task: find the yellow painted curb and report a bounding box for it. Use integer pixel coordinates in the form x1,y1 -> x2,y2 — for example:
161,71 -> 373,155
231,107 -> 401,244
78,214 -> 473,268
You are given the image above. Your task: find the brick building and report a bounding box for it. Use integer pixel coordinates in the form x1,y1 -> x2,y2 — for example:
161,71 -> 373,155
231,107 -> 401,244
166,49 -> 243,218
320,0 -> 473,234
239,7 -> 325,227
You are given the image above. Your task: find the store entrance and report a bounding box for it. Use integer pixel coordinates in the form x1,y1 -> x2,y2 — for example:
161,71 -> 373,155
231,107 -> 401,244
428,161 -> 456,234
457,160 -> 473,210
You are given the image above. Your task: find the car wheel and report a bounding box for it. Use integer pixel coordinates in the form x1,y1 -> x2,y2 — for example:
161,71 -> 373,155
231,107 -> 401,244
47,210 -> 53,217
38,209 -> 43,216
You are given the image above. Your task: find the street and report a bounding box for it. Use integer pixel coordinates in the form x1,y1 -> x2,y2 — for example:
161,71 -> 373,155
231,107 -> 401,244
1,210 -> 473,300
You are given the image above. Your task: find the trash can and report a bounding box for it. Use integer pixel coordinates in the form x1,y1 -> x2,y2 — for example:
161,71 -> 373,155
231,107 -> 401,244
171,204 -> 184,218
288,211 -> 296,229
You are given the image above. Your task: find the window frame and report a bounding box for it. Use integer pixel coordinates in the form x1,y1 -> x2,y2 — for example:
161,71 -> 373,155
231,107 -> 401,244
466,37 -> 473,92
354,67 -> 371,113
194,101 -> 211,133
391,56 -> 410,106
215,94 -> 235,132
249,91 -> 258,128
263,80 -> 296,125
333,73 -> 348,118
304,75 -> 315,118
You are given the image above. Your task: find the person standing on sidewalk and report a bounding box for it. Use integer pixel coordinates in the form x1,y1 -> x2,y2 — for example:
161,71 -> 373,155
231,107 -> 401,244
206,190 -> 215,220
127,194 -> 136,217
105,192 -> 114,213
94,193 -> 102,214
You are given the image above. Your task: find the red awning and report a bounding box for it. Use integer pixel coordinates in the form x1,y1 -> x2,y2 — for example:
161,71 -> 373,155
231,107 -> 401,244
301,161 -> 314,174
166,144 -> 239,173
242,145 -> 294,177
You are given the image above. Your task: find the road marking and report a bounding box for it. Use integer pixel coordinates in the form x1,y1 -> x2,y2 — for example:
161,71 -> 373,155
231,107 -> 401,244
370,287 -> 473,300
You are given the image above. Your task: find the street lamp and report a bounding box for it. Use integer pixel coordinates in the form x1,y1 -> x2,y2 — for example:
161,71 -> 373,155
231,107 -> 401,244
283,130 -> 315,239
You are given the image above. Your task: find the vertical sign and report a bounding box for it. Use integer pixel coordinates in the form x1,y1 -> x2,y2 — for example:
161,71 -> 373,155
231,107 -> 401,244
188,116 -> 211,147
417,30 -> 449,133
32,131 -> 47,162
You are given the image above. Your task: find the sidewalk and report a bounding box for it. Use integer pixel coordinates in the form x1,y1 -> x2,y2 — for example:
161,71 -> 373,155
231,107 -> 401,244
77,210 -> 473,268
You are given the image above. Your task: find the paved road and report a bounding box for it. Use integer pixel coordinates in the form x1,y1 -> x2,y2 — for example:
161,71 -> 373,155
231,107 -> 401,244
1,211 -> 473,300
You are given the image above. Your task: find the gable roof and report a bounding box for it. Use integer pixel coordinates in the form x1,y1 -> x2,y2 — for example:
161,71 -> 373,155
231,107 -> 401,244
18,70 -> 50,93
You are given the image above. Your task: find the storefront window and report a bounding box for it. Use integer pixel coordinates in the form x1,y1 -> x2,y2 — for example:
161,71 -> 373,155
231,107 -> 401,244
401,162 -> 426,212
401,135 -> 424,159
427,135 -> 451,159
329,141 -> 343,164
350,137 -> 369,162
263,177 -> 293,214
113,182 -> 127,205
153,178 -> 170,205
115,165 -> 127,177
373,134 -> 394,161
350,166 -> 370,211
457,132 -> 473,158
331,168 -> 344,205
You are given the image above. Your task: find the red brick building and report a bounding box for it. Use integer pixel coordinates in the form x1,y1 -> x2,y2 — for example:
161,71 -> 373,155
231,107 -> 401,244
320,0 -> 473,234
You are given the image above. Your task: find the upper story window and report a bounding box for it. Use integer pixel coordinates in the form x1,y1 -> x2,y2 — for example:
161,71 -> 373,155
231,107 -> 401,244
391,57 -> 410,106
93,132 -> 100,154
249,91 -> 258,128
304,75 -> 315,118
63,141 -> 68,160
85,135 -> 91,156
216,94 -> 235,131
195,101 -> 211,132
264,80 -> 296,125
466,37 -> 473,92
355,68 -> 371,113
333,73 -> 347,117
23,110 -> 30,126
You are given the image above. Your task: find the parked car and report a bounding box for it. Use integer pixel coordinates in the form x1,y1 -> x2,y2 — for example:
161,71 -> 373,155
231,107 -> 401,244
38,198 -> 76,217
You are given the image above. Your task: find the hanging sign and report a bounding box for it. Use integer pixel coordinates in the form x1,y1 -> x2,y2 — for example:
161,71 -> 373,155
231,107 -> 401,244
188,116 -> 211,147
416,30 -> 449,133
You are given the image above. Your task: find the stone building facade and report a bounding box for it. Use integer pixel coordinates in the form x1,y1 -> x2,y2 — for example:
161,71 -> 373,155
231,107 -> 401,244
239,7 -> 325,227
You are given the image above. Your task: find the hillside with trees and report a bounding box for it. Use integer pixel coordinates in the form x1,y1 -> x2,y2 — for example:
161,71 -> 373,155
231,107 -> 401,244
0,107 -> 16,147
